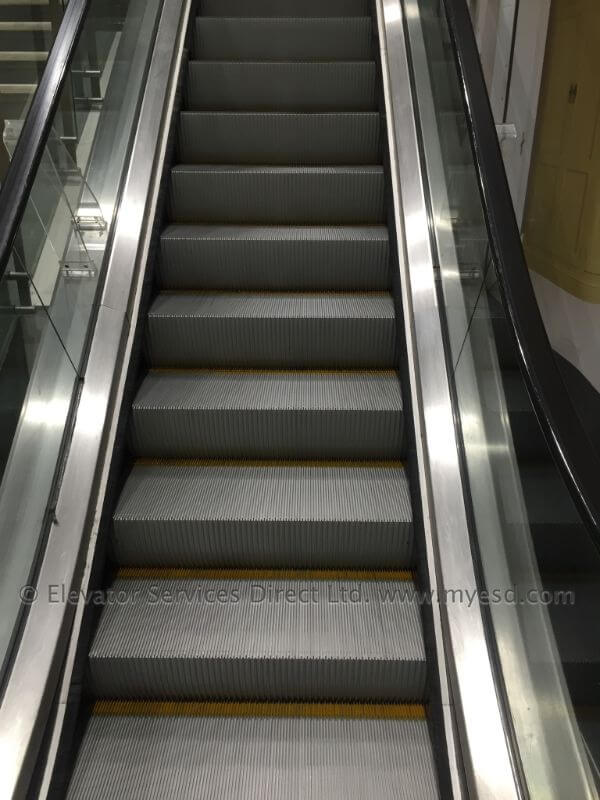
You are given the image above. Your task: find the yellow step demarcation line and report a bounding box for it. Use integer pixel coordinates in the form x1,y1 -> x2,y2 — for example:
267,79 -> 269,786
158,289 -> 392,296
149,367 -> 399,376
93,700 -> 425,720
0,51 -> 48,60
117,567 -> 414,581
136,457 -> 405,468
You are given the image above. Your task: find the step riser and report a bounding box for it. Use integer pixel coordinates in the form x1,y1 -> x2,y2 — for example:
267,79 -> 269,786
131,409 -> 404,459
146,316 -> 396,368
89,658 -> 426,702
158,226 -> 390,290
186,62 -> 377,111
168,168 -> 386,225
0,8 -> 50,22
1,60 -> 44,82
113,521 -> 413,569
0,29 -> 51,49
195,18 -> 372,60
200,0 -> 370,17
178,112 -> 381,165
508,410 -> 549,460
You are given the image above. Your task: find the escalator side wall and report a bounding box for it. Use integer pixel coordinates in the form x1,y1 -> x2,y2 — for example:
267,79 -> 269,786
43,49 -> 190,800
371,6 -> 461,794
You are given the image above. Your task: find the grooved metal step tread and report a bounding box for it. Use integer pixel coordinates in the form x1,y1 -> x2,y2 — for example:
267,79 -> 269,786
500,370 -> 549,460
88,575 -> 426,701
146,292 -> 396,367
178,112 -> 381,165
158,225 -> 390,290
130,370 -> 404,459
67,713 -> 439,799
519,462 -> 598,573
200,0 -> 370,17
168,166 -> 385,224
195,17 -> 372,61
113,462 -> 413,568
0,27 -> 51,49
186,61 -> 376,111
545,576 -> 600,703
0,5 -> 49,23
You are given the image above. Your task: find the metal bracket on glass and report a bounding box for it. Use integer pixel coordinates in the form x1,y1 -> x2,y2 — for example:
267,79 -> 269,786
60,261 -> 98,279
74,97 -> 104,111
0,305 -> 36,314
75,204 -> 107,233
71,67 -> 102,78
496,123 -> 517,142
4,122 -> 108,282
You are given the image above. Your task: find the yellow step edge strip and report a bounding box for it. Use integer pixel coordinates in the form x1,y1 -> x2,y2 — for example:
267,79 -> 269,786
136,457 -> 405,468
158,289 -> 392,297
93,700 -> 425,720
117,568 -> 414,581
150,368 -> 398,376
0,51 -> 48,60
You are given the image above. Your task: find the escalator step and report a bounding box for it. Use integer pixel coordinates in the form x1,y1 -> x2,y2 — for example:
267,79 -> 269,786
0,26 -> 52,51
186,61 -> 377,111
195,17 -> 372,61
501,370 -> 549,460
200,0 -> 370,17
168,166 -> 385,224
0,56 -> 47,84
130,370 -> 404,459
177,112 -> 381,165
158,225 -> 390,291
113,462 -> 413,568
146,292 -> 396,368
544,575 -> 600,704
0,6 -> 50,23
518,462 -> 597,573
88,574 -> 426,701
66,708 -> 439,800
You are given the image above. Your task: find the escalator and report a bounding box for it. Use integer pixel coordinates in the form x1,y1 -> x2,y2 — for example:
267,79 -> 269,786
61,0 -> 447,796
1,0 -> 599,797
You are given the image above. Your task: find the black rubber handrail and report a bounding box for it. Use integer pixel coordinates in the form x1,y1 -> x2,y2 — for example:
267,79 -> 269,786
0,0 -> 91,277
441,0 -> 600,537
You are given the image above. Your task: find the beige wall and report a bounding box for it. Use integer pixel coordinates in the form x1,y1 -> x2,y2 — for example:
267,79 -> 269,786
470,0 -> 600,394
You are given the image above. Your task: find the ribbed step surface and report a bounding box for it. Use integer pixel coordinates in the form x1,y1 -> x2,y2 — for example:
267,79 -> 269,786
158,225 -> 390,290
113,462 -> 413,568
519,463 -> 598,573
201,0 -> 370,17
186,62 -> 376,111
0,58 -> 46,83
178,112 -> 380,165
545,576 -> 600,703
501,371 -> 549,460
0,27 -> 51,50
0,5 -> 49,23
65,0 -> 442,791
146,293 -> 396,368
67,712 -> 439,800
168,166 -> 385,224
130,370 -> 404,459
195,17 -> 372,60
89,575 -> 426,700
